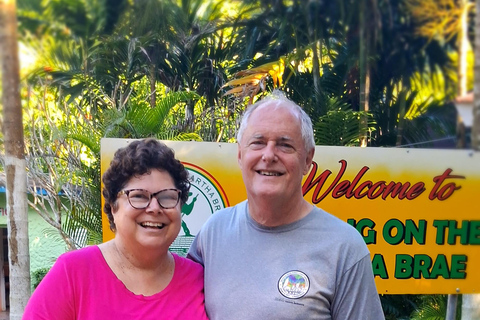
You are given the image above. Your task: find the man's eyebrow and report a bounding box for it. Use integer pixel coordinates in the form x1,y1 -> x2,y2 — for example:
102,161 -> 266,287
277,136 -> 294,143
250,134 -> 265,139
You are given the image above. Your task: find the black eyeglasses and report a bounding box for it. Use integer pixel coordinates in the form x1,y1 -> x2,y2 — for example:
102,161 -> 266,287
118,188 -> 182,209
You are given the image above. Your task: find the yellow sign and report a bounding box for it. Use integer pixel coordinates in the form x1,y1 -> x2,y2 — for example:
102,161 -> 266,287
101,138 -> 480,294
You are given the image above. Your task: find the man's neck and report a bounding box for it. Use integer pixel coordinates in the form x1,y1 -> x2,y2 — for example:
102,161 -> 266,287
247,196 -> 312,227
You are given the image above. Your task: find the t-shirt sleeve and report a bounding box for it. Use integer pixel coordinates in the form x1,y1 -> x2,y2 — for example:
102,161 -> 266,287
186,229 -> 205,266
331,254 -> 385,320
22,255 -> 75,320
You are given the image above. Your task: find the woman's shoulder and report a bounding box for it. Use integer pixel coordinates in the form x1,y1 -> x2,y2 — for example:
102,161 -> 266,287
171,254 -> 204,290
173,253 -> 203,270
57,245 -> 102,266
43,246 -> 103,284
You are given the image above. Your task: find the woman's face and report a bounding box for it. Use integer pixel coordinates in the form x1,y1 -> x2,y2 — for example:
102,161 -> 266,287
113,169 -> 182,252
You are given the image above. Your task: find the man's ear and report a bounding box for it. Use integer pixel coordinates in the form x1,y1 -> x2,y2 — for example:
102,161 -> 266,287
237,143 -> 242,167
303,148 -> 315,175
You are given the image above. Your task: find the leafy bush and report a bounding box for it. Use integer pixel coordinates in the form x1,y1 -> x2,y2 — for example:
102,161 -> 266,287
31,267 -> 51,289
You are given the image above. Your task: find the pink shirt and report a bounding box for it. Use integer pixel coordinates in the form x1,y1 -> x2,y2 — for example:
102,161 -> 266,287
23,246 -> 208,319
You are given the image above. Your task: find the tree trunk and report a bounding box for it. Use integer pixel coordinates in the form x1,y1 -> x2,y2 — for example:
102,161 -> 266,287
150,65 -> 157,108
312,40 -> 322,113
457,0 -> 469,97
0,0 -> 31,318
359,0 -> 370,147
185,101 -> 195,130
359,0 -> 377,147
472,0 -> 480,151
396,88 -> 407,147
461,1 -> 480,318
462,294 -> 480,319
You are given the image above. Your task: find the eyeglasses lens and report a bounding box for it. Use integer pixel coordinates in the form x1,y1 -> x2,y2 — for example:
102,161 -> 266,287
127,189 -> 179,209
127,190 -> 150,208
154,190 -> 180,208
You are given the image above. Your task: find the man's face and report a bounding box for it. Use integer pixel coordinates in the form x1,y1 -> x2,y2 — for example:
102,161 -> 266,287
237,103 -> 314,201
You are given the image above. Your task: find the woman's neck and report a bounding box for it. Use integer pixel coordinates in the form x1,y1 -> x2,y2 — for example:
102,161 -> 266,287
99,240 -> 175,296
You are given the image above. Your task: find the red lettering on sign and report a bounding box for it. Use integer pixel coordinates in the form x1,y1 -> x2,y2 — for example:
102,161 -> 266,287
429,169 -> 464,200
303,160 -> 430,203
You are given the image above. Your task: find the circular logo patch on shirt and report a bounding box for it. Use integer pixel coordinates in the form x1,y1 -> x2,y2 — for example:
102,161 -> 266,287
278,270 -> 310,299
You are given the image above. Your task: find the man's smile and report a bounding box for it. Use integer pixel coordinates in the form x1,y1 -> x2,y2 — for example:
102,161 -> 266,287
257,170 -> 283,176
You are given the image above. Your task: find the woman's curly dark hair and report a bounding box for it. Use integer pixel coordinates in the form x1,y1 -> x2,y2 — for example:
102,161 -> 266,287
102,138 -> 190,231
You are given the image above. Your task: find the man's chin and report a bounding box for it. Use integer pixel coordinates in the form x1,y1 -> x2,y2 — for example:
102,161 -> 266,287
250,188 -> 283,199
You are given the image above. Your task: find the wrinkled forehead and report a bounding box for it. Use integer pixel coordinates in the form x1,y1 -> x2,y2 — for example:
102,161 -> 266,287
244,103 -> 303,140
254,101 -> 302,121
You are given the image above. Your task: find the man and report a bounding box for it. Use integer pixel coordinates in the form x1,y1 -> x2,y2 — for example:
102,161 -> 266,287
188,90 -> 384,319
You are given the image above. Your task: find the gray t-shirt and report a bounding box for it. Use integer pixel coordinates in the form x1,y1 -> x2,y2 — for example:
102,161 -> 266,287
188,201 -> 385,320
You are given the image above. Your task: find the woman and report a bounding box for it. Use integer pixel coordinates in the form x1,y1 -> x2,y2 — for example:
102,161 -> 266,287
23,139 -> 208,319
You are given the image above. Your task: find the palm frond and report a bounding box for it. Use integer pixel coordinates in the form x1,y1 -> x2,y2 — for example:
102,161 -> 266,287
313,97 -> 375,146
124,91 -> 201,137
62,202 -> 103,247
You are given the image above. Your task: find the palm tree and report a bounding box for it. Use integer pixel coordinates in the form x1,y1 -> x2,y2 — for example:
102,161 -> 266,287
24,102 -> 103,250
117,0 -> 231,134
461,0 -> 480,316
404,0 -> 475,96
0,0 -> 31,317
472,0 -> 480,152
358,0 -> 381,146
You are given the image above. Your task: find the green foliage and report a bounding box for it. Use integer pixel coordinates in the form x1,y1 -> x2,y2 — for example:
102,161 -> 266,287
112,90 -> 202,139
411,295 -> 462,320
314,97 -> 375,146
63,203 -> 103,247
381,294 -> 422,319
31,267 -> 50,289
18,0 -> 127,39
380,294 -> 463,320
24,94 -> 103,249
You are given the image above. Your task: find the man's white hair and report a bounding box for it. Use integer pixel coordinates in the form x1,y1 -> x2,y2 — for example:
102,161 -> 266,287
237,90 -> 315,152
